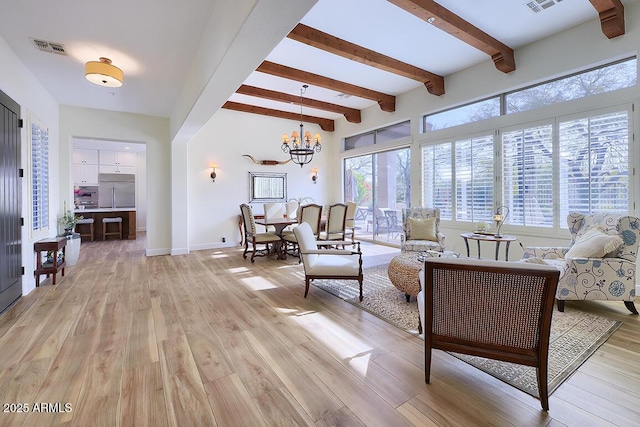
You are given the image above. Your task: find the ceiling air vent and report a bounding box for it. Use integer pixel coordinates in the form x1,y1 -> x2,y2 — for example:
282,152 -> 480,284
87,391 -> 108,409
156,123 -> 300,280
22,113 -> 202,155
524,0 -> 562,13
30,38 -> 68,56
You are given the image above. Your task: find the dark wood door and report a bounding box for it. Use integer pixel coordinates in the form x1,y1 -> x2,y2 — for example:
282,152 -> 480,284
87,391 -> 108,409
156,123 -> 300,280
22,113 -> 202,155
0,90 -> 22,313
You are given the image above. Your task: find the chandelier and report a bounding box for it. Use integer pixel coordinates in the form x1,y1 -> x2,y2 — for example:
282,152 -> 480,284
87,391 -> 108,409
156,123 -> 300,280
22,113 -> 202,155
281,85 -> 322,167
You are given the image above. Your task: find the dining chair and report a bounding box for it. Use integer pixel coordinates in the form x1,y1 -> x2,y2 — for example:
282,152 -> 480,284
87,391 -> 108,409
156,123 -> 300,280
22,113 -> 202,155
345,201 -> 357,243
263,202 -> 285,233
239,203 -> 282,263
282,203 -> 323,261
319,203 -> 348,243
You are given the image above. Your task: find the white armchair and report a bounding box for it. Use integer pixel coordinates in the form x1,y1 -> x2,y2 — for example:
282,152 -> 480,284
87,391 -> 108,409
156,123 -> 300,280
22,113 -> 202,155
522,212 -> 639,314
293,222 -> 364,301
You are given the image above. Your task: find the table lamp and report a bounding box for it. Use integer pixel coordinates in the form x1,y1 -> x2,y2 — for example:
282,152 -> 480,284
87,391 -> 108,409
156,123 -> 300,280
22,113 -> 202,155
493,206 -> 509,238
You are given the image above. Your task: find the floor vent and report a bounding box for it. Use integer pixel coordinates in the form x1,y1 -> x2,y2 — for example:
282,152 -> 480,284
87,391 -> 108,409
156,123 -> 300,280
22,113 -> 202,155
524,0 -> 562,13
30,38 -> 68,55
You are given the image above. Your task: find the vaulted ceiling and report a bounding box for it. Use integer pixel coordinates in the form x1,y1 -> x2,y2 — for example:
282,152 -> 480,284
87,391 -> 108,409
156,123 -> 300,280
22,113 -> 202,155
0,0 -> 629,138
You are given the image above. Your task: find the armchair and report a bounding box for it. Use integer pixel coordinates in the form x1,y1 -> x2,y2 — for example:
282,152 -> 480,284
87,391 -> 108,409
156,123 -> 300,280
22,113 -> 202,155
293,222 -> 364,301
522,212 -> 639,314
419,258 -> 559,410
401,207 -> 446,252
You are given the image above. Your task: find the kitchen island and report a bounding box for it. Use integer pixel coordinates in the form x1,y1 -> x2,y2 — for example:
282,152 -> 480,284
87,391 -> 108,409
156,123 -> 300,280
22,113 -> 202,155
74,209 -> 136,240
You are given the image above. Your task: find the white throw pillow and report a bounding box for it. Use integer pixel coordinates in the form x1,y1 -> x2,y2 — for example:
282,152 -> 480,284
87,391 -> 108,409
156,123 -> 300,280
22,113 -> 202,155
565,227 -> 623,259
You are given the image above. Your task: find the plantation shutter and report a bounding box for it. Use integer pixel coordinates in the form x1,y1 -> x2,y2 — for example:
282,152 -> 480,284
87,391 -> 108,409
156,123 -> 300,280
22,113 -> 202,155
559,110 -> 628,219
455,135 -> 494,223
501,124 -> 553,227
31,118 -> 49,233
422,143 -> 452,220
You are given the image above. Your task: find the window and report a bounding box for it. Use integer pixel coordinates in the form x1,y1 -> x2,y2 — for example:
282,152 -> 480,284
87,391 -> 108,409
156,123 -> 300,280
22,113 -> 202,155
422,143 -> 452,220
455,135 -> 494,222
421,108 -> 630,230
422,134 -> 493,223
423,57 -> 636,133
344,120 -> 410,151
501,125 -> 553,227
506,59 -> 637,114
30,115 -> 49,235
424,97 -> 500,132
558,110 -> 629,218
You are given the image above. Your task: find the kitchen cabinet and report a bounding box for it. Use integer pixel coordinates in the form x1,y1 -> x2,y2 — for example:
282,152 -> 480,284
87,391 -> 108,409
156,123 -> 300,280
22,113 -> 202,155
73,148 -> 98,165
99,150 -> 137,174
73,163 -> 99,185
73,148 -> 99,185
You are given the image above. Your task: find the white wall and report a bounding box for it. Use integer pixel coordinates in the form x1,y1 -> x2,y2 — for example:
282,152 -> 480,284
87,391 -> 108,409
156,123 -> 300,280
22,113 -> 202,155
0,35 -> 60,295
59,106 -> 171,255
187,108 -> 335,250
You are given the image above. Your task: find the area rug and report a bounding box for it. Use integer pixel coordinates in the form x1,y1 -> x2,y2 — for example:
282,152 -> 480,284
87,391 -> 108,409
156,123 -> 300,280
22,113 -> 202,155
312,264 -> 623,398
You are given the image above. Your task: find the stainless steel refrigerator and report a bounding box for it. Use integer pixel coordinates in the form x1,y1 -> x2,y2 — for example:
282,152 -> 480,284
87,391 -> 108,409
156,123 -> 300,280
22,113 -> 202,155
98,174 -> 135,208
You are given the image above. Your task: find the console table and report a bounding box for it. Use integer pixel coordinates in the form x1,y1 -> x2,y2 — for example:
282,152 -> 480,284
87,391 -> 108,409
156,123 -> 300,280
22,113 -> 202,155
460,232 -> 517,261
34,237 -> 67,287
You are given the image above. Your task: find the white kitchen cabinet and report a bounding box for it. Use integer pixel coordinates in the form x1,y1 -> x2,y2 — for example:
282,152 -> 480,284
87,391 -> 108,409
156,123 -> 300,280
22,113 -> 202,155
99,150 -> 137,174
73,163 -> 99,185
73,148 -> 99,165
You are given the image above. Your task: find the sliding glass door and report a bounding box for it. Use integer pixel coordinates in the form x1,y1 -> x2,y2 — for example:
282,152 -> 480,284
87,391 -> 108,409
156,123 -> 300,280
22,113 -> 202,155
344,147 -> 410,244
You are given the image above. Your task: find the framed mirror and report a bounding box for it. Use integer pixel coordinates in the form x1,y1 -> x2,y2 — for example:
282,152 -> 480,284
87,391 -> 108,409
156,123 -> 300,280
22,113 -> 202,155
249,172 -> 287,203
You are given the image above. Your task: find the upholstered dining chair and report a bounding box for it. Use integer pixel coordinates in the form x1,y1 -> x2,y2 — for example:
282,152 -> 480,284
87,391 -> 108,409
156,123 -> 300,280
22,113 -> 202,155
401,207 -> 446,252
345,201 -> 357,243
522,212 -> 640,314
294,222 -> 364,301
263,202 -> 285,233
282,203 -> 323,261
420,258 -> 559,410
286,199 -> 299,221
319,203 -> 348,242
239,204 -> 282,263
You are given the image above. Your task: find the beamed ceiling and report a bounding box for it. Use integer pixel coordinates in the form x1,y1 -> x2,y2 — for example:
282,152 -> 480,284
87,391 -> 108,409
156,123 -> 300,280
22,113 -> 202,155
224,0 -> 627,133
0,0 -> 631,137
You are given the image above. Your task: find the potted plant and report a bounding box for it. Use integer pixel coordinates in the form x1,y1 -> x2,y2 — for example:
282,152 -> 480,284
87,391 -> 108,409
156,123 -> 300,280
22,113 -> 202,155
58,210 -> 82,236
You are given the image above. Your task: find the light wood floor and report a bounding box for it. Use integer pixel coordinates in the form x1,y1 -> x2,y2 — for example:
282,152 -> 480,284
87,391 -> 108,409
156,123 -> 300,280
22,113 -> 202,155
1,235 -> 639,426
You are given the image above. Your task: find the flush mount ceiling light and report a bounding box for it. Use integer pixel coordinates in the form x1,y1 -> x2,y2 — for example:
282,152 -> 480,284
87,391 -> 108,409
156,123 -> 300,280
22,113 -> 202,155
85,57 -> 123,87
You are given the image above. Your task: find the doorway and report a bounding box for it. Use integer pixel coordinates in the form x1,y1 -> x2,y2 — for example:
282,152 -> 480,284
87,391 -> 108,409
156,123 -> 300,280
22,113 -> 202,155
344,147 -> 411,245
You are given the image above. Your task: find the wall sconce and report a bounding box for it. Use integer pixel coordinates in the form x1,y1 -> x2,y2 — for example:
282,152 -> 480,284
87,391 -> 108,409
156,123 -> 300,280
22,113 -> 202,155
312,167 -> 319,184
210,163 -> 218,182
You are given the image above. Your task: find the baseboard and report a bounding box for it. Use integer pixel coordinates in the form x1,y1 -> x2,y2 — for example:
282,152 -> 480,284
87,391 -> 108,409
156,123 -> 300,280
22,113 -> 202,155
189,242 -> 239,251
146,248 -> 171,256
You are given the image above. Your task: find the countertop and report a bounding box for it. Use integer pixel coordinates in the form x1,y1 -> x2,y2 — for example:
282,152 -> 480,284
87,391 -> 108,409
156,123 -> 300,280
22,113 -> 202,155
75,208 -> 136,213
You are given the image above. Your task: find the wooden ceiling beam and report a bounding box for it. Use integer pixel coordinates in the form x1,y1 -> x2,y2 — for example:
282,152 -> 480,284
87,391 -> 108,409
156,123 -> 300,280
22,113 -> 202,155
589,0 -> 625,39
387,0 -> 515,73
287,23 -> 444,96
256,61 -> 396,112
222,101 -> 335,132
236,84 -> 361,123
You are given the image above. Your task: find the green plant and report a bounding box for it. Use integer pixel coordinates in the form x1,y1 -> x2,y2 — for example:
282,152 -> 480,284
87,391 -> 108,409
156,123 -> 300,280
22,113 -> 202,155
58,210 -> 82,231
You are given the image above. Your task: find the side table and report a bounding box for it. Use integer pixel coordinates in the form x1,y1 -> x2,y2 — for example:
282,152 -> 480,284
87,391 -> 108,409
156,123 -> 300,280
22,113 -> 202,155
34,237 -> 67,287
460,232 -> 517,261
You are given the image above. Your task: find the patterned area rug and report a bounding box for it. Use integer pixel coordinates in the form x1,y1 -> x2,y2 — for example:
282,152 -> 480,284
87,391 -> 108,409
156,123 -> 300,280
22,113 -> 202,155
312,264 -> 623,398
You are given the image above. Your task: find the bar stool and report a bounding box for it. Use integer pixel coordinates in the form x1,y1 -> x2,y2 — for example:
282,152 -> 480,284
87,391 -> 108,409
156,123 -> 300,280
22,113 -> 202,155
75,218 -> 95,242
102,217 -> 123,240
